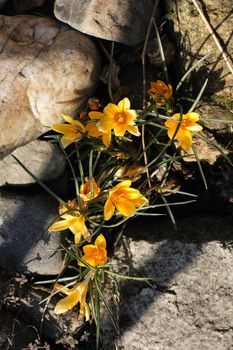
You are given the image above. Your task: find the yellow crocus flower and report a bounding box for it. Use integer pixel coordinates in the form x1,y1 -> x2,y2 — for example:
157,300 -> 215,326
104,180 -> 148,221
90,98 -> 140,140
80,178 -> 100,202
48,199 -> 90,244
51,114 -> 85,148
54,274 -> 91,321
79,234 -> 108,267
149,80 -> 173,105
165,112 -> 203,152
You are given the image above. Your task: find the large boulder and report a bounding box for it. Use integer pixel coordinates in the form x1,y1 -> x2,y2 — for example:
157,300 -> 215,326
103,214 -> 233,349
0,15 -> 101,160
0,192 -> 63,275
0,140 -> 66,186
54,0 -> 157,46
165,0 -> 233,99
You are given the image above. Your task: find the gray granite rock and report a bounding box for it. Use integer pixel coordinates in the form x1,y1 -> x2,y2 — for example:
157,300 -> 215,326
0,15 -> 101,160
0,192 -> 63,275
54,0 -> 157,46
103,214 -> 233,349
0,140 -> 66,186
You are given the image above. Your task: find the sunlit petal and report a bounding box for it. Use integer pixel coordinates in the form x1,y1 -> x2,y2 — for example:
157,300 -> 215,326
115,198 -> 136,217
54,291 -> 79,314
104,197 -> 115,221
95,234 -> 106,248
118,97 -> 130,111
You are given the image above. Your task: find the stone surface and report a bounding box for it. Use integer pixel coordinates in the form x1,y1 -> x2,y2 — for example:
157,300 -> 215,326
103,214 -> 233,349
0,140 -> 66,186
54,0 -> 157,46
0,192 -> 63,275
0,15 -> 101,160
165,0 -> 233,99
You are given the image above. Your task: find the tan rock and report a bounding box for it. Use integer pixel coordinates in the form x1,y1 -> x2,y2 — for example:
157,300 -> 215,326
54,0 -> 157,46
0,15 -> 101,159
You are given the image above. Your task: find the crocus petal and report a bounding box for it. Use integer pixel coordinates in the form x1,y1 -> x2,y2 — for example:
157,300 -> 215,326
97,116 -> 116,132
48,218 -> 76,232
114,198 -> 136,217
54,291 -> 79,314
127,125 -> 140,136
118,97 -> 130,112
60,136 -> 76,148
104,197 -> 115,221
104,103 -> 119,115
95,234 -> 106,248
61,114 -> 77,125
51,124 -> 76,136
179,130 -> 192,151
186,124 -> 203,132
114,124 -> 127,137
114,180 -> 132,189
185,112 -> 200,123
86,123 -> 102,137
89,111 -> 105,120
102,131 -> 112,148
83,245 -> 97,255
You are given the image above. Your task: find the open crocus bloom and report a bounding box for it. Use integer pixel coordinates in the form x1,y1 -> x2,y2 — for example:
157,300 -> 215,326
54,275 -> 91,321
86,116 -> 112,148
80,178 -> 100,202
79,234 -> 108,267
149,80 -> 173,105
51,114 -> 85,148
90,98 -> 140,139
104,180 -> 148,221
165,112 -> 203,152
48,199 -> 90,244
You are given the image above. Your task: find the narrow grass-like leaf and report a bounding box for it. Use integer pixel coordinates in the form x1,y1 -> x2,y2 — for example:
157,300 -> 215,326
153,18 -> 169,83
108,41 -> 115,103
61,244 -> 96,271
200,117 -> 233,124
89,149 -> 94,199
95,275 -> 119,334
76,148 -> 84,184
160,193 -> 177,230
189,78 -> 208,112
59,141 -> 80,198
191,144 -> 208,189
102,269 -> 158,281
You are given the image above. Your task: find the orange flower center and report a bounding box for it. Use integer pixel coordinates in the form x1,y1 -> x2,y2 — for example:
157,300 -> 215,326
115,112 -> 126,124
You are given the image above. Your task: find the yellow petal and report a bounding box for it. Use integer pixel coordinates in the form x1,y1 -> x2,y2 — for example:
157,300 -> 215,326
114,198 -> 136,217
51,124 -> 76,136
104,103 -> 119,115
127,125 -> 140,136
60,136 -> 76,148
185,112 -> 200,123
54,291 -> 79,314
102,131 -> 112,148
83,245 -> 97,255
97,116 -> 116,132
118,98 -> 130,112
186,124 -> 203,132
48,218 -> 76,232
114,180 -> 132,190
89,111 -> 105,120
179,129 -> 192,151
86,123 -> 102,137
95,234 -> 106,248
114,124 -> 127,137
104,197 -> 115,221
